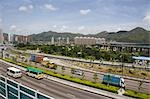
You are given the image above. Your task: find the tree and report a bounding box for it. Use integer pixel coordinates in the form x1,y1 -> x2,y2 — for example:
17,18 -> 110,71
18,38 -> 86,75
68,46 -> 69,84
61,66 -> 65,76
81,72 -> 85,80
138,78 -> 145,92
71,68 -> 75,78
93,73 -> 98,83
85,56 -> 95,68
46,62 -> 50,68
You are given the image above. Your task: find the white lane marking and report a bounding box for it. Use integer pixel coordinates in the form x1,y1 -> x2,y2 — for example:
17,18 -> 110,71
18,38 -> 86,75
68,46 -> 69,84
66,93 -> 78,99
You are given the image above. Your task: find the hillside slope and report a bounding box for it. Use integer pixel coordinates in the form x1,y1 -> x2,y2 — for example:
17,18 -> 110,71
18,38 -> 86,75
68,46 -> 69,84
29,27 -> 150,43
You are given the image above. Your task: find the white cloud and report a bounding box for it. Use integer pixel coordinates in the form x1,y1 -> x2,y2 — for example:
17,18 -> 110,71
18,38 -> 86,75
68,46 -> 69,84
18,5 -> 34,12
143,15 -> 150,24
78,26 -> 85,30
19,6 -> 28,12
60,25 -> 68,31
44,4 -> 57,11
52,25 -> 57,28
28,5 -> 34,9
10,25 -> 22,32
80,9 -> 91,15
10,25 -> 17,30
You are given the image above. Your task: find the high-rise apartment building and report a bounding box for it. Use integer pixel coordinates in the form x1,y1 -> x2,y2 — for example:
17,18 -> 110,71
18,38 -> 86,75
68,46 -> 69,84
13,35 -> 31,43
74,37 -> 105,45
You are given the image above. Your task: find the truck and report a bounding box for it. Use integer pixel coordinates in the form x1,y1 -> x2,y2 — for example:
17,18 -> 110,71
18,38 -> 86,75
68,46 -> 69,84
102,73 -> 125,88
30,54 -> 36,62
36,55 -> 44,63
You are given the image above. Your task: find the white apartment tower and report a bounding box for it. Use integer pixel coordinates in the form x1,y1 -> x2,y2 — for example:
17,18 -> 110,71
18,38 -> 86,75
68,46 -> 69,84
66,37 -> 70,44
51,36 -> 54,44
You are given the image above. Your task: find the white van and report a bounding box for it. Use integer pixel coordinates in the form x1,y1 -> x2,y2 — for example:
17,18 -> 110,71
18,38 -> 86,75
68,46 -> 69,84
7,67 -> 22,78
71,69 -> 84,76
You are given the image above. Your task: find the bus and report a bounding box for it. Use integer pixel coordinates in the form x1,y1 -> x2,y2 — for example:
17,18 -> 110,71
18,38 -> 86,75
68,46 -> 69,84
7,67 -> 22,78
26,67 -> 44,79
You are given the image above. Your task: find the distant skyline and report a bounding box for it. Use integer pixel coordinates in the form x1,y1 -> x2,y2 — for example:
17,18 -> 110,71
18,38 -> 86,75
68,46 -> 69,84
0,0 -> 150,35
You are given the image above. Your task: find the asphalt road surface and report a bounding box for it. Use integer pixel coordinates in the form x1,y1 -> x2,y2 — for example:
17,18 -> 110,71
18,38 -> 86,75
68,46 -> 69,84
28,61 -> 150,94
0,62 -> 110,99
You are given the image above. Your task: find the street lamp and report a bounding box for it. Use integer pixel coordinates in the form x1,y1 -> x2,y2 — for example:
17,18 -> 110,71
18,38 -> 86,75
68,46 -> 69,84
120,55 -> 124,76
1,48 -> 4,58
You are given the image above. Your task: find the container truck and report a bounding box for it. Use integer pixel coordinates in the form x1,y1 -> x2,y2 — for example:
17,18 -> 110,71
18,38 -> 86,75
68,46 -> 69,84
102,73 -> 125,88
30,54 -> 36,62
36,55 -> 44,63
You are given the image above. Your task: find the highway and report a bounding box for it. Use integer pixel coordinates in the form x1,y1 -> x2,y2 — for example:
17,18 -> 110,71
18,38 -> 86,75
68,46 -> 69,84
1,48 -> 150,94
28,61 -> 150,94
7,47 -> 150,70
0,61 -> 110,99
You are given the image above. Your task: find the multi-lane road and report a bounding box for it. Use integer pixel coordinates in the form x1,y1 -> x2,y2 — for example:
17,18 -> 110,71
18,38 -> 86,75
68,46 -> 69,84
1,50 -> 150,94
0,61 -> 110,99
1,47 -> 150,94
28,61 -> 150,94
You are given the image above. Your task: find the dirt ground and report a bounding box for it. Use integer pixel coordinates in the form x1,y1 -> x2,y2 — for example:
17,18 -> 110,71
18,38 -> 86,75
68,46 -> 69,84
62,60 -> 150,80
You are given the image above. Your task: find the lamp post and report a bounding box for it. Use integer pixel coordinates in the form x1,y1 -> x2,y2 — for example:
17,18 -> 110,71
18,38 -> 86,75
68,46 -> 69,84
1,48 -> 4,58
120,55 -> 124,76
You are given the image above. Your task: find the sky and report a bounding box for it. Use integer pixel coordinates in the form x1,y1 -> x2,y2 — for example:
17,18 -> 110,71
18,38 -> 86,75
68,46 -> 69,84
0,0 -> 150,35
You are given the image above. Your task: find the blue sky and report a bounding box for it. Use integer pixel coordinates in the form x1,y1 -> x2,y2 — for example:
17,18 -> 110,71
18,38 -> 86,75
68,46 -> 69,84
0,0 -> 149,35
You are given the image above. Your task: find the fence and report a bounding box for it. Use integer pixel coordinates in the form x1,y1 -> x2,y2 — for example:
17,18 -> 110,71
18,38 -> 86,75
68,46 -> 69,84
0,75 -> 54,99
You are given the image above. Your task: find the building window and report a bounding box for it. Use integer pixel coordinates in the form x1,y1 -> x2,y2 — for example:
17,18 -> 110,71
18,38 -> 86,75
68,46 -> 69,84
20,92 -> 33,99
0,81 -> 5,88
0,77 -> 5,82
8,86 -> 18,96
8,92 -> 18,99
7,80 -> 18,88
37,93 -> 49,99
0,87 -> 6,97
20,86 -> 35,96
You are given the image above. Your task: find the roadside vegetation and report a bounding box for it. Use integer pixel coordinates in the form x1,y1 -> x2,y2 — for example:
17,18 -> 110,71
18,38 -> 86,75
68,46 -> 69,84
1,58 -> 150,99
15,43 -> 147,63
64,60 -> 150,79
7,49 -> 150,79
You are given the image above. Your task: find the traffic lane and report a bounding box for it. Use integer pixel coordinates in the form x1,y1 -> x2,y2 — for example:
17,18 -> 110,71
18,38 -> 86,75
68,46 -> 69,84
84,71 -> 150,93
1,68 -> 109,99
1,71 -> 69,99
40,79 -> 110,99
0,63 -> 110,99
125,79 -> 150,94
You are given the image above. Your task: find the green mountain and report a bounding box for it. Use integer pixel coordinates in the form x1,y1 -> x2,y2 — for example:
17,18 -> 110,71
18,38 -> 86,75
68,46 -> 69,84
29,27 -> 150,43
105,27 -> 150,43
30,31 -> 83,41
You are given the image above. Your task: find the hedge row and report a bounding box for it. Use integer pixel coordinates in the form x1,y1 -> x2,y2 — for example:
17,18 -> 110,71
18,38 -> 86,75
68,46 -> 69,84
2,58 -> 150,99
